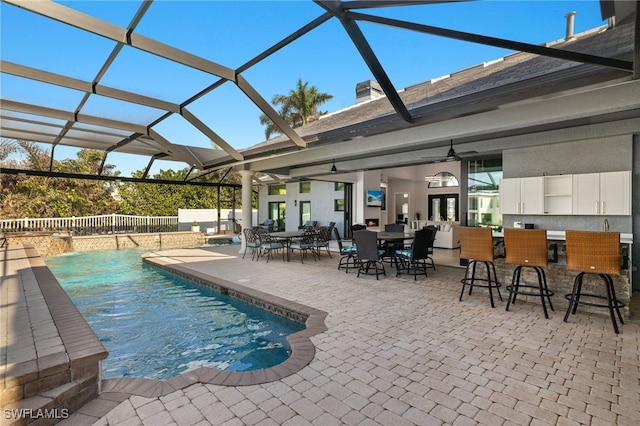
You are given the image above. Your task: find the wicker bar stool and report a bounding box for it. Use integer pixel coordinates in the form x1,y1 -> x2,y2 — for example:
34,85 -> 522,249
459,227 -> 503,308
503,228 -> 554,318
563,230 -> 624,334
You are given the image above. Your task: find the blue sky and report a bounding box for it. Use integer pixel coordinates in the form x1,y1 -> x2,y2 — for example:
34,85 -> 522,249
1,1 -> 607,176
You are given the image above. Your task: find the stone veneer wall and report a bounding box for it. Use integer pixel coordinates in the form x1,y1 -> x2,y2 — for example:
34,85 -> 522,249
5,232 -> 203,257
491,258 -> 631,320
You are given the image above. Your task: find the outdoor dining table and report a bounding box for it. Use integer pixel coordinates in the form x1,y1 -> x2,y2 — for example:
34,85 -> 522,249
376,232 -> 414,267
269,230 -> 307,261
376,232 -> 414,242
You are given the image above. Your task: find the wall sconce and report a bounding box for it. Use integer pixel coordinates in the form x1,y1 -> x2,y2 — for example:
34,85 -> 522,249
294,200 -> 297,206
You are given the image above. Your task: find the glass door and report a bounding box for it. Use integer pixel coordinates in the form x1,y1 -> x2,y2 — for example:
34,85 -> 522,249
428,194 -> 459,221
299,201 -> 311,226
268,202 -> 286,231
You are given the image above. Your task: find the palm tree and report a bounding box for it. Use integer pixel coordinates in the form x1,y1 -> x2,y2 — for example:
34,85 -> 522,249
259,78 -> 333,140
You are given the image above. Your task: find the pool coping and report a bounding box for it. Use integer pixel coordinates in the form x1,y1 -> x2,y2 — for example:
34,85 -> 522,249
95,252 -> 328,397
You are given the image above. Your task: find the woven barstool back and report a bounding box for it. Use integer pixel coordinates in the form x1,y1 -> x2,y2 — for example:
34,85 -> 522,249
503,228 -> 554,318
504,228 -> 548,268
459,227 -> 494,262
565,230 -> 621,276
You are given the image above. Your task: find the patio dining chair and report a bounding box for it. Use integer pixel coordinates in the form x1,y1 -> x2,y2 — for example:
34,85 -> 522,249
298,220 -> 317,231
259,232 -> 285,263
395,227 -> 435,280
380,223 -> 406,264
334,227 -> 357,272
424,225 -> 438,270
312,226 -> 332,258
242,228 -> 262,260
353,230 -> 386,280
289,230 -> 318,263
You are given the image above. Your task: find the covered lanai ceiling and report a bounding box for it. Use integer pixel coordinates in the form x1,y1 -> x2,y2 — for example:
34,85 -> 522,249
1,0 -> 638,185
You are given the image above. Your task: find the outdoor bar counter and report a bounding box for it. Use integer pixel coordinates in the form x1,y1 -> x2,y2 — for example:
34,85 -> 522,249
489,230 -> 633,318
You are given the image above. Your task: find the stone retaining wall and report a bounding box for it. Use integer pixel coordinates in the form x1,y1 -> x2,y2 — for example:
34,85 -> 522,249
4,232 -> 204,257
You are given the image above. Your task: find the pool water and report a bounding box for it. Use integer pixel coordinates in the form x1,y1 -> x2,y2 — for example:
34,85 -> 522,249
44,249 -> 304,380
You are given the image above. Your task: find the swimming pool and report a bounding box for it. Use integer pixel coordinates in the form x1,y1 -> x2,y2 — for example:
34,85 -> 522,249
44,249 -> 304,380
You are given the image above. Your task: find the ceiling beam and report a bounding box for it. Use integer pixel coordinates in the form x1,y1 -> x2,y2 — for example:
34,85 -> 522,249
4,0 -> 236,80
1,61 -> 180,113
147,129 -> 203,167
235,75 -> 308,147
341,0 -> 468,9
181,107 -> 243,161
0,167 -> 241,187
315,1 -> 413,123
349,11 -> 634,72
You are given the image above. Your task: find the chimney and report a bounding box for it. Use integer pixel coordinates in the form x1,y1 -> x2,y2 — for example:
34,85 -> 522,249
356,80 -> 384,104
564,11 -> 576,40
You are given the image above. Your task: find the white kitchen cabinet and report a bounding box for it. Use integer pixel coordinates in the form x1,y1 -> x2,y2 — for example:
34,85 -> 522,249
499,177 -> 543,215
572,171 -> 631,215
543,175 -> 573,215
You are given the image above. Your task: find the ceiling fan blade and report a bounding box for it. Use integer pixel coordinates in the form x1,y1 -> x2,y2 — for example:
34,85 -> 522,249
421,140 -> 477,162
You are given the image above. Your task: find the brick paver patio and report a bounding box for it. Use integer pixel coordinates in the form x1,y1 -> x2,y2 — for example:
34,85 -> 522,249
62,244 -> 640,425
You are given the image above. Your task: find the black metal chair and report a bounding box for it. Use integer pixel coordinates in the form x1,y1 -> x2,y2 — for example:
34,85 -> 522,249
353,230 -> 386,280
298,220 -> 317,231
424,225 -> 438,270
242,228 -> 262,260
259,232 -> 285,263
289,230 -> 318,263
395,227 -> 435,280
380,223 -> 405,264
312,226 -> 332,258
334,227 -> 357,272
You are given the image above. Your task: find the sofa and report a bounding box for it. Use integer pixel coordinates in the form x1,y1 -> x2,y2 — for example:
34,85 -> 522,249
408,220 -> 460,249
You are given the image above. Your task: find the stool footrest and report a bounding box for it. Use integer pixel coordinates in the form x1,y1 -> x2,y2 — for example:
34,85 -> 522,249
507,284 -> 553,298
564,293 -> 625,310
461,278 -> 501,289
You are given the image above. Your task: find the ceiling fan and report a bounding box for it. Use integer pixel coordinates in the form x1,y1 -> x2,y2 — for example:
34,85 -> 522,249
422,140 -> 476,163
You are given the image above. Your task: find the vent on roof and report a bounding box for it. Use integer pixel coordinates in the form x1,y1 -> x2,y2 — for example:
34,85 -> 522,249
356,80 -> 384,104
565,11 -> 577,40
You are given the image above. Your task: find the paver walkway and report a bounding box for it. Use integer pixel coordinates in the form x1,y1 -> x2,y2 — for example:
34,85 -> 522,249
62,244 -> 640,425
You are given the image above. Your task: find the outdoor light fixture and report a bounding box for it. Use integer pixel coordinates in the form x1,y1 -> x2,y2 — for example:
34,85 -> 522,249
330,159 -> 337,173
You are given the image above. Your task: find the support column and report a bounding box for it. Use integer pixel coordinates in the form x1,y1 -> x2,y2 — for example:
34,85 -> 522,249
239,170 -> 254,254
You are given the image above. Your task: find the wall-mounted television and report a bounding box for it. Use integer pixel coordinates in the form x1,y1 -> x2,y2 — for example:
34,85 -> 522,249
366,189 -> 383,207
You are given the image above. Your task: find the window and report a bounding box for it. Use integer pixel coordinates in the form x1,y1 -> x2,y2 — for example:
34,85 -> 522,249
334,182 -> 344,191
467,158 -> 502,229
334,199 -> 345,211
299,182 -> 311,193
426,172 -> 459,188
268,184 -> 286,195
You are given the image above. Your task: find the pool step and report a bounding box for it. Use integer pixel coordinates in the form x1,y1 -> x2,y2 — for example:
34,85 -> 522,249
2,374 -> 99,426
1,245 -> 108,425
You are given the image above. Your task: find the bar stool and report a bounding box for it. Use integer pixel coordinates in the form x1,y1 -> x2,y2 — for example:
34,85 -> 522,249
563,230 -> 625,334
459,227 -> 503,308
503,228 -> 554,318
